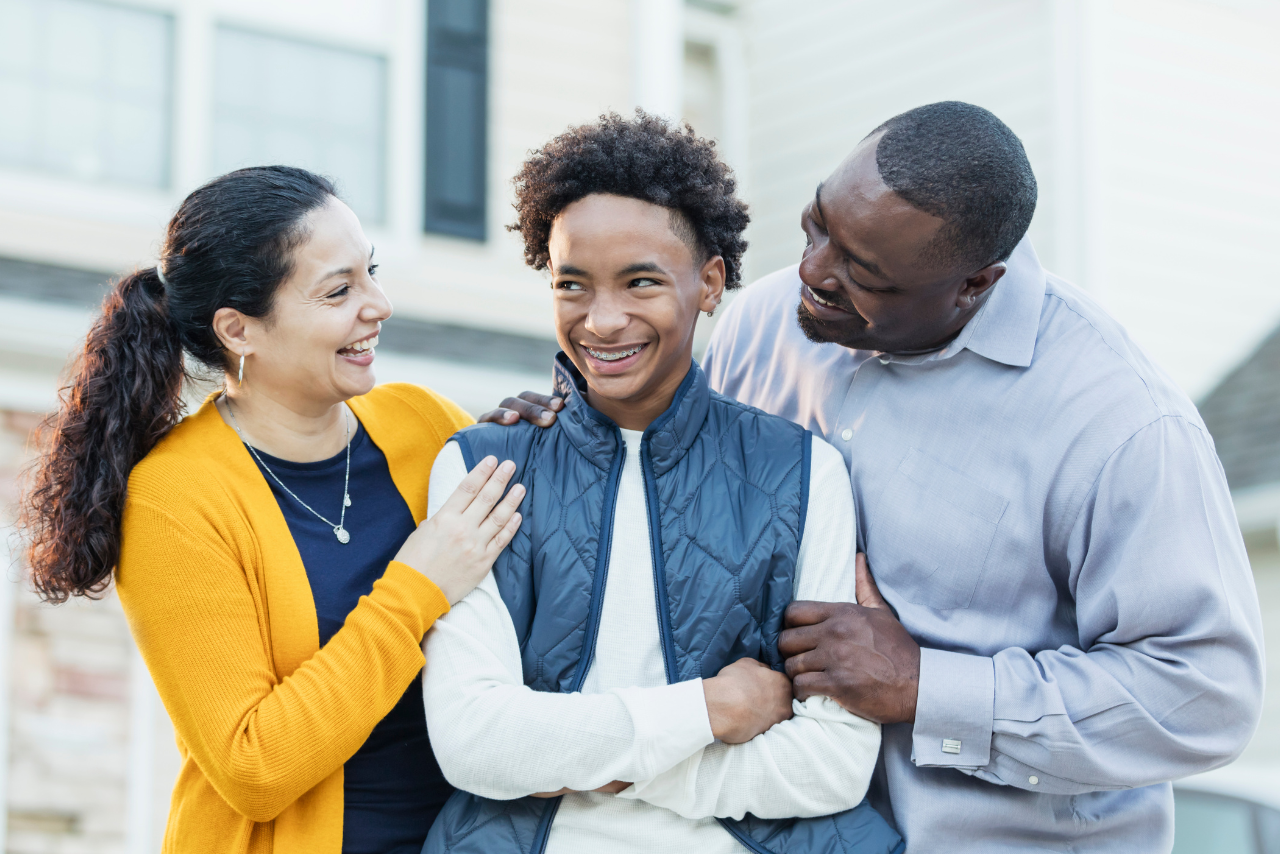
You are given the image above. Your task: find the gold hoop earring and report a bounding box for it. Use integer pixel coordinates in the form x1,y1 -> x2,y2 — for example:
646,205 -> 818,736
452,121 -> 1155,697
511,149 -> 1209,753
238,354 -> 245,387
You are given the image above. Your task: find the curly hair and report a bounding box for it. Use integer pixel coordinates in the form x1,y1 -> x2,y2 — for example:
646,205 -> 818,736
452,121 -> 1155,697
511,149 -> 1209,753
509,111 -> 750,289
19,166 -> 335,603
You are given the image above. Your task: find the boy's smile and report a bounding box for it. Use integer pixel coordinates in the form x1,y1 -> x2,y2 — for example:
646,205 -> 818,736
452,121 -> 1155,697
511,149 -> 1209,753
547,193 -> 725,431
581,342 -> 650,374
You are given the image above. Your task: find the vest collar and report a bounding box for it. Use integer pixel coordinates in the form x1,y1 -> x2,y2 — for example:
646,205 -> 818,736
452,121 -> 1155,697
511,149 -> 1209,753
551,351 -> 711,475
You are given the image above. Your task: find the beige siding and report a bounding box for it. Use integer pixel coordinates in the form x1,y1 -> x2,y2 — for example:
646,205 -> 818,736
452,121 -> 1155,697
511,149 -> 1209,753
740,0 -> 1056,284
1090,0 -> 1280,398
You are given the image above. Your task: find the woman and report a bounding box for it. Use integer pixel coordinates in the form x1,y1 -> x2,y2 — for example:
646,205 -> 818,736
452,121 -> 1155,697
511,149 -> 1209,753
19,166 -> 522,854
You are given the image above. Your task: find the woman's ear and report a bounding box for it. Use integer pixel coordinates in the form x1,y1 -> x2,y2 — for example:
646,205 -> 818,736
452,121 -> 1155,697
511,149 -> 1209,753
211,307 -> 253,358
699,255 -> 727,315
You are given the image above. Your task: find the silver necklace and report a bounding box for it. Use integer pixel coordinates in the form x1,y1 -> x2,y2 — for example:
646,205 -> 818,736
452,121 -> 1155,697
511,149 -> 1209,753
225,397 -> 354,544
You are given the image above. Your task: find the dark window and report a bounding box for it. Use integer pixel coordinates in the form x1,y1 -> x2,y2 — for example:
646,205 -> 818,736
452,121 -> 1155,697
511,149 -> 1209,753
424,0 -> 488,240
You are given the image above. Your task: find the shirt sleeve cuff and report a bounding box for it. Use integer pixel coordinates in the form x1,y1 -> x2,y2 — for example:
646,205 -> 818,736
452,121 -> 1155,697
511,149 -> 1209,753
614,677 -> 715,779
911,647 -> 995,768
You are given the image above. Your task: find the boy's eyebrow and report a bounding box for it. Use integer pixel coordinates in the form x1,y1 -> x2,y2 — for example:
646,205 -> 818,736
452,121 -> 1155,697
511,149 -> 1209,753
556,264 -> 590,277
617,262 -> 666,276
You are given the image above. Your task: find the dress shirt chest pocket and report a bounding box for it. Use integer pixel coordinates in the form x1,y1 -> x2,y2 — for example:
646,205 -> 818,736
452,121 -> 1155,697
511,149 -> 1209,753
868,448 -> 1009,611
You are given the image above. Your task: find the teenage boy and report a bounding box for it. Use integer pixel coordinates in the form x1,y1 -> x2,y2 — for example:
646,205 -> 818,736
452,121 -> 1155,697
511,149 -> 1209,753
419,114 -> 903,854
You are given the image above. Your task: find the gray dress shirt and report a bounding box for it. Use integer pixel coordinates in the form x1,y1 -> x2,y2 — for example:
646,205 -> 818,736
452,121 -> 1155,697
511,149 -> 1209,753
702,239 -> 1265,853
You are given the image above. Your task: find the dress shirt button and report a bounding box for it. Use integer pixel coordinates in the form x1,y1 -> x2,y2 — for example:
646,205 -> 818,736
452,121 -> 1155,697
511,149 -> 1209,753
1028,776 -> 1039,786
941,738 -> 962,754
878,356 -> 890,365
840,429 -> 853,442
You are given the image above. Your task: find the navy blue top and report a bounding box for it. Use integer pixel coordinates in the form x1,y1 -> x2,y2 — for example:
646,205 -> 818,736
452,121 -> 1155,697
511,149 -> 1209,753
247,421 -> 452,854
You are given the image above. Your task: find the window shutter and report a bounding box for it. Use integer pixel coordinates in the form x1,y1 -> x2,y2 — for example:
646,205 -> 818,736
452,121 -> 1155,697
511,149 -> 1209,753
424,0 -> 488,240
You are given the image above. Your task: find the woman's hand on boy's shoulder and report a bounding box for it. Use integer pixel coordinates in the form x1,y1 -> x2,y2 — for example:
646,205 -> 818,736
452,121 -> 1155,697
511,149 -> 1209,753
478,391 -> 564,428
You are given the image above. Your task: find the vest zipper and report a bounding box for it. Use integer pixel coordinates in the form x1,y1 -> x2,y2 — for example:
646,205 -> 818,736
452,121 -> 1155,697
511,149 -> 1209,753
639,442 -> 679,685
537,429 -> 782,854
715,818 -> 774,854
533,437 -> 626,854
642,440 -> 780,854
530,797 -> 562,854
567,440 -> 627,693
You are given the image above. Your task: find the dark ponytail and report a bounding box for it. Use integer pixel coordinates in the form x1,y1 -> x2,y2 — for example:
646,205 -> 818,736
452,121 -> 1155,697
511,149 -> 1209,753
20,165 -> 336,603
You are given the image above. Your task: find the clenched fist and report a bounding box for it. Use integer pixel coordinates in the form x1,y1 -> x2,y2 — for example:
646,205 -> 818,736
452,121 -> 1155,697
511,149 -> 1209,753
703,658 -> 794,743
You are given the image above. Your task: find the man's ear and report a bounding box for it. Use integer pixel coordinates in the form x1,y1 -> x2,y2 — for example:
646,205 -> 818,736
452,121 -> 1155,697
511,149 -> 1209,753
957,262 -> 1007,309
699,255 -> 727,314
212,307 -> 254,358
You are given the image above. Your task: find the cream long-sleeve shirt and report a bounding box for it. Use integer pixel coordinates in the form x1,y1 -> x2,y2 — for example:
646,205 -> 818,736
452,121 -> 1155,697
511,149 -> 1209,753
422,430 -> 880,854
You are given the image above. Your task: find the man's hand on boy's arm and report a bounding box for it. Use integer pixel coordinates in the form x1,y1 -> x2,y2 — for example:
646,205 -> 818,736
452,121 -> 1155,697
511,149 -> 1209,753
780,554 -> 920,725
478,392 -> 563,427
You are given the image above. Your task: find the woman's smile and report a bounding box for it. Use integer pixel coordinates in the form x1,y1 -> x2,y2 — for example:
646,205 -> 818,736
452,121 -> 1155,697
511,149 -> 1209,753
338,331 -> 379,366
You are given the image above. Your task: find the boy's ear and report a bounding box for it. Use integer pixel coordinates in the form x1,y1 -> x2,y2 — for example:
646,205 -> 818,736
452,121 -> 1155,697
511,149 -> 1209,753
699,255 -> 727,314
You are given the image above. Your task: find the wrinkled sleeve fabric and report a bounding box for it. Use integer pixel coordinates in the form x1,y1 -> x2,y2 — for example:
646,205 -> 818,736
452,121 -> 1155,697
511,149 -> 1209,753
420,442 -> 714,800
912,415 -> 1265,794
619,438 -> 882,820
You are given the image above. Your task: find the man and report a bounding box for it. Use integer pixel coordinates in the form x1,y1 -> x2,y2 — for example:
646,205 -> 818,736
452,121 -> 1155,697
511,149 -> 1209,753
423,113 -> 901,854
489,102 -> 1265,852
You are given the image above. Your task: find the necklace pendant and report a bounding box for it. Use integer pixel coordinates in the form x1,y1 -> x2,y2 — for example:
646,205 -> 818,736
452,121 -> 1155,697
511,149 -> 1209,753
334,526 -> 350,544
344,494 -> 352,507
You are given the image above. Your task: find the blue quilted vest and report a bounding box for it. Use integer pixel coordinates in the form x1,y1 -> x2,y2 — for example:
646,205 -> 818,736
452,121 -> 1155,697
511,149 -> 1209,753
423,355 -> 903,854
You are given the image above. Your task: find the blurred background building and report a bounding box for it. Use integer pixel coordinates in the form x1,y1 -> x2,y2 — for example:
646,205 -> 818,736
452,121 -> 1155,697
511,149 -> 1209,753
0,0 -> 1276,851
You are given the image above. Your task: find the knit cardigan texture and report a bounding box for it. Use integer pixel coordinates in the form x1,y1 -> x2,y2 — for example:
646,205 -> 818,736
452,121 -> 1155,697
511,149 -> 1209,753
115,383 -> 473,854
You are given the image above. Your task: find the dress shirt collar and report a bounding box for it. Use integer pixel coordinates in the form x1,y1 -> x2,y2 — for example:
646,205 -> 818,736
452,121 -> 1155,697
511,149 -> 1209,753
880,237 -> 1046,369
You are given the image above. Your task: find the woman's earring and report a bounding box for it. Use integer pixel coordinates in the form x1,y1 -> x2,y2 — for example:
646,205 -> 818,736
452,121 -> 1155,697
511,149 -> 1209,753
238,353 -> 245,387
705,306 -> 718,318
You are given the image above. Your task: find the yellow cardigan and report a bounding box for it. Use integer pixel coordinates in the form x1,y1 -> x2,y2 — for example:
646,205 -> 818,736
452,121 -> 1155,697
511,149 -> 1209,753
116,383 -> 473,854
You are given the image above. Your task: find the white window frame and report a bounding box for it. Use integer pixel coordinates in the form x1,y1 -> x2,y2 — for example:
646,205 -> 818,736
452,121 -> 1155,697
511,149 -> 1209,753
683,5 -> 749,193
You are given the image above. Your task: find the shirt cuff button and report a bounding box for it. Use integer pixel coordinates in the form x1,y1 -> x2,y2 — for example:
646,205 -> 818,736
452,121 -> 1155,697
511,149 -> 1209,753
1029,776 -> 1039,786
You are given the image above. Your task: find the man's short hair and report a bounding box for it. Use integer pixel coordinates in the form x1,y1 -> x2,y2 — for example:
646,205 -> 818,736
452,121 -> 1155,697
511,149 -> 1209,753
510,110 -> 750,289
870,101 -> 1037,271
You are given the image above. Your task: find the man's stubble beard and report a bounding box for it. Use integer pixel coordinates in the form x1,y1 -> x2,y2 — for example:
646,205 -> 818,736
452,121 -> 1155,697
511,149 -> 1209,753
795,301 -> 866,349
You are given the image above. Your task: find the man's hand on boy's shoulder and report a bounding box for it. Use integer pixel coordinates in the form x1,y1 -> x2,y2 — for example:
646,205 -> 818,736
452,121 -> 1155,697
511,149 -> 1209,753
479,391 -> 563,427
